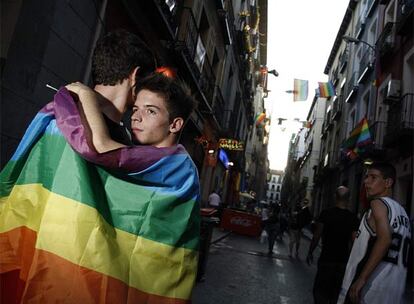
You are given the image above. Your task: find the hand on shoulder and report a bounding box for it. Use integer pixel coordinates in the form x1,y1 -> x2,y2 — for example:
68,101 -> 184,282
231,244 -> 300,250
66,82 -> 96,100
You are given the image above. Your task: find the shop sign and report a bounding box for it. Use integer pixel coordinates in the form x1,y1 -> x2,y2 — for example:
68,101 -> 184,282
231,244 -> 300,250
218,138 -> 244,151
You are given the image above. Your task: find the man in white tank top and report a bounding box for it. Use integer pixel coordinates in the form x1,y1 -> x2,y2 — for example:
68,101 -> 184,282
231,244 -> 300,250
337,162 -> 411,304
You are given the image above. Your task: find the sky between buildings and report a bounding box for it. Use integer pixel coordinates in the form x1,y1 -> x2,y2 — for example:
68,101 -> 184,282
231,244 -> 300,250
266,0 -> 350,170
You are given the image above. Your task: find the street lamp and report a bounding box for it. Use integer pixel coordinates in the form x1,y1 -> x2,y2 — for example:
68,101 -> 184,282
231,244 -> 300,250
342,35 -> 377,84
342,35 -> 375,53
268,69 -> 279,77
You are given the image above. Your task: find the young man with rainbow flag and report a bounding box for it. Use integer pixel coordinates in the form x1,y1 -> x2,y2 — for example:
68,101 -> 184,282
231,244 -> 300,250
0,30 -> 200,304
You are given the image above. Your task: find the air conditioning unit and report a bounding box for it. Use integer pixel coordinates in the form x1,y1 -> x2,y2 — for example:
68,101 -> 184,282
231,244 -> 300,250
384,79 -> 401,102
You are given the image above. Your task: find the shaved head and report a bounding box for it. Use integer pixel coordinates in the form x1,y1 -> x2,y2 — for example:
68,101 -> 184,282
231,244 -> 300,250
335,186 -> 350,202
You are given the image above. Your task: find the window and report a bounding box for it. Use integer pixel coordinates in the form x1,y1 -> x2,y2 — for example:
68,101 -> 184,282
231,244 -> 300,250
348,110 -> 356,134
165,0 -> 177,11
384,0 -> 397,24
194,36 -> 206,71
362,91 -> 370,118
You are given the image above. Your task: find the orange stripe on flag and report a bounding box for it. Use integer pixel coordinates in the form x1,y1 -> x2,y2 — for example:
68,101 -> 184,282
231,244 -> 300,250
0,227 -> 190,304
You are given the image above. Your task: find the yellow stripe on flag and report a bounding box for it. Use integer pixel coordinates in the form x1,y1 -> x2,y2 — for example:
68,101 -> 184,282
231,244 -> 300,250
0,184 -> 197,300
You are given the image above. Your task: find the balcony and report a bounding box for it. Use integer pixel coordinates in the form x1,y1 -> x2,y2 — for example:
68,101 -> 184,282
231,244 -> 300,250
385,93 -> 414,145
199,54 -> 216,104
355,15 -> 366,39
345,72 -> 359,103
331,67 -> 339,86
176,7 -> 199,67
332,96 -> 343,121
339,49 -> 349,73
369,121 -> 387,151
213,86 -> 226,130
357,46 -> 374,83
397,0 -> 414,34
376,22 -> 396,58
365,0 -> 378,18
153,0 -> 179,37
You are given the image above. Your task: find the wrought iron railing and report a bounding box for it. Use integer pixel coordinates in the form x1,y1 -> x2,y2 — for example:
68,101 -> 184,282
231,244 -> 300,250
376,22 -> 396,57
358,46 -> 374,83
176,7 -> 216,106
387,93 -> 414,135
369,120 -> 387,150
199,53 -> 216,104
345,72 -> 359,102
155,0 -> 179,36
355,15 -> 366,39
339,49 -> 349,73
332,97 -> 343,120
365,0 -> 378,18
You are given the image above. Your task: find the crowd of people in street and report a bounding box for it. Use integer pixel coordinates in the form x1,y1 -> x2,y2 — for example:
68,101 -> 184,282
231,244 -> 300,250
257,162 -> 411,304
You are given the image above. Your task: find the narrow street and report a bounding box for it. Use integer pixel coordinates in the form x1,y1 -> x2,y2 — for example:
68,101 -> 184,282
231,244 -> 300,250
192,228 -> 319,304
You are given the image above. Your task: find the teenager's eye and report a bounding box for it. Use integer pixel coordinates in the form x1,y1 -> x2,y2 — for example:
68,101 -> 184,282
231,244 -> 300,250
146,109 -> 156,115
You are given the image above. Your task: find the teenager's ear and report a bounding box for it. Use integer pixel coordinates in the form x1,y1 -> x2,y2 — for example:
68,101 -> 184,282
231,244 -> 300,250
385,177 -> 394,189
169,117 -> 184,134
129,66 -> 140,87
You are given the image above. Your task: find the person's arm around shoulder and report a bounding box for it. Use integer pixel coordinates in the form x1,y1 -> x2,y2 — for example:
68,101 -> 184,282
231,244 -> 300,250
348,199 -> 392,303
66,82 -> 126,153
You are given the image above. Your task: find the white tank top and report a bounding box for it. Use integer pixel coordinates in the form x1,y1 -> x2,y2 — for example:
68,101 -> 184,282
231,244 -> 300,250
337,197 -> 412,304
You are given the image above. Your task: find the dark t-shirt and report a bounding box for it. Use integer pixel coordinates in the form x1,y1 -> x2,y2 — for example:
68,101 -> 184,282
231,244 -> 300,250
104,115 -> 132,146
318,207 -> 359,263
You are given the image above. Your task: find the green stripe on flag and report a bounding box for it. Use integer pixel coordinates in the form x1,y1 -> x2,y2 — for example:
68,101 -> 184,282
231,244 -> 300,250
1,134 -> 199,250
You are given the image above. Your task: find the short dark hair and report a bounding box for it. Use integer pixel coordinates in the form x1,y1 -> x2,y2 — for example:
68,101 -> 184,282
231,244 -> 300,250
367,161 -> 396,183
92,29 -> 156,85
134,73 -> 198,122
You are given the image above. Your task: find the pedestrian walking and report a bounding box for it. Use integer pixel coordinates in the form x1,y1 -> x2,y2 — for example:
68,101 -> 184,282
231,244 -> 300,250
306,186 -> 359,304
265,205 -> 280,255
289,199 -> 311,258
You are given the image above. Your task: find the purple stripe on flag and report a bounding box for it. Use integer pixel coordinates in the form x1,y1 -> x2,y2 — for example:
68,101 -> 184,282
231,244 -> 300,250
53,87 -> 186,173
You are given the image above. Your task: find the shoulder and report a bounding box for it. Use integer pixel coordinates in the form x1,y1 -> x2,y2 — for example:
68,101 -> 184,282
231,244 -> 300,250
370,198 -> 391,222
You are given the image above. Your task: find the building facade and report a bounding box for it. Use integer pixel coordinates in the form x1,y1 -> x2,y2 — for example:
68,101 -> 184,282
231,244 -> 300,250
1,0 -> 270,207
266,169 -> 283,204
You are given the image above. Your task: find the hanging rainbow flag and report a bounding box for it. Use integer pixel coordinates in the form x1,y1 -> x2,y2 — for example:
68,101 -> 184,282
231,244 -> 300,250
293,79 -> 308,101
0,88 -> 200,303
255,112 -> 266,127
342,117 -> 372,159
318,81 -> 336,98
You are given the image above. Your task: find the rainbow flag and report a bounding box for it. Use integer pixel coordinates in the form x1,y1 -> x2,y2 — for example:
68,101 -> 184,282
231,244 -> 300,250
293,79 -> 308,101
342,117 -> 372,159
0,88 -> 200,303
318,81 -> 336,98
255,112 -> 266,127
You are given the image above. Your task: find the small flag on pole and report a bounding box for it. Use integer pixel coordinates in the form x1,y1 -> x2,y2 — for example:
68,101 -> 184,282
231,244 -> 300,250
293,79 -> 308,101
318,81 -> 336,98
255,112 -> 266,127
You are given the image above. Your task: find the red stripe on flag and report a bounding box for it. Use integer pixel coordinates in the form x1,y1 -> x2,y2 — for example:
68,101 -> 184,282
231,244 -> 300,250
0,227 -> 190,304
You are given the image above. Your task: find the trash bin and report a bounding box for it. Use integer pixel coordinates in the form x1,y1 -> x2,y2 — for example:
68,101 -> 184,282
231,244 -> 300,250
197,209 -> 219,282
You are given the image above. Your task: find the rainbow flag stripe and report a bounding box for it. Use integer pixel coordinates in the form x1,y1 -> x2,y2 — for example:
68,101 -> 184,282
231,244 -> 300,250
0,88 -> 200,303
255,113 -> 266,127
342,117 -> 372,159
318,81 -> 336,98
293,79 -> 308,101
